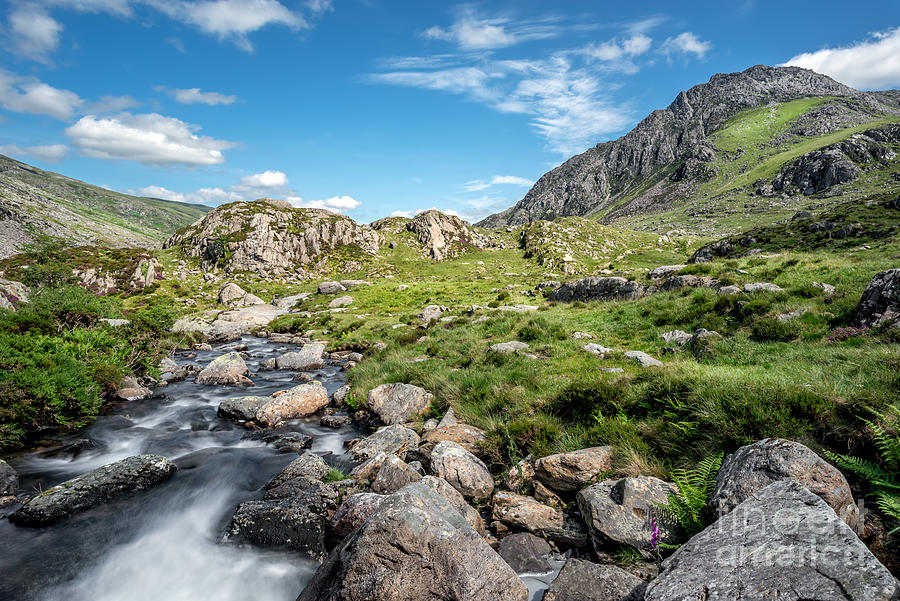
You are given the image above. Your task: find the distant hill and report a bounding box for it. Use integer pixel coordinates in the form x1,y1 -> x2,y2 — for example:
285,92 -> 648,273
0,154 -> 210,259
479,65 -> 900,236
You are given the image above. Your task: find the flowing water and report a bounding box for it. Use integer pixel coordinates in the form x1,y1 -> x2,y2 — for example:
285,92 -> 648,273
0,336 -> 562,601
0,337 -> 356,601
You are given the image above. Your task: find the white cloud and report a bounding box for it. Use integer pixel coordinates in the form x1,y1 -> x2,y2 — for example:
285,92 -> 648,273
238,169 -> 288,187
168,87 -> 238,105
390,209 -> 415,218
463,174 -> 533,192
661,32 -> 711,59
150,0 -> 306,51
423,6 -> 559,50
44,0 -> 134,16
7,4 -> 63,63
86,94 -> 141,113
388,206 -> 472,221
0,71 -> 83,120
782,27 -> 900,90
0,143 -> 69,162
65,112 -> 235,166
306,0 -> 332,14
131,184 -> 186,201
288,195 -> 361,213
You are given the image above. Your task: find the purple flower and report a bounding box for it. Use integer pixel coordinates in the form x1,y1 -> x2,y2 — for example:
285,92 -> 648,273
649,516 -> 660,549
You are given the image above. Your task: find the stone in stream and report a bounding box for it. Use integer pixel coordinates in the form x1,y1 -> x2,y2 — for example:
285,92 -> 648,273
498,532 -> 552,573
276,343 -> 326,371
429,440 -> 494,501
534,446 -> 614,492
543,558 -> 646,601
0,459 -> 18,496
266,454 -> 330,489
195,352 -> 253,386
644,480 -> 899,601
218,395 -> 269,421
296,481 -> 528,601
366,383 -> 433,425
10,455 -> 177,526
255,382 -> 330,427
709,437 -> 859,529
349,425 -> 420,461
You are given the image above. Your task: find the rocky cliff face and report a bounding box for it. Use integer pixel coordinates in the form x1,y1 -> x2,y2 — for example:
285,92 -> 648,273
478,65 -> 894,228
372,210 -> 500,261
164,199 -> 380,277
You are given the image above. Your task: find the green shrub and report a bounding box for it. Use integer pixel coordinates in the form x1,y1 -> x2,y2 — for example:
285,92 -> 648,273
657,453 -> 723,542
750,318 -> 799,342
550,377 -> 629,422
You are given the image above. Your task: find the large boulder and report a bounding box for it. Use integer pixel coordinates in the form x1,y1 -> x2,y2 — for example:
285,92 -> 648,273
492,491 -> 564,533
548,277 -> 645,303
330,493 -> 387,538
0,459 -> 18,496
367,383 -> 433,425
349,425 -> 420,461
10,455 -> 176,525
217,395 -> 269,422
370,455 -> 423,495
430,441 -> 494,501
543,558 -> 646,601
218,282 -> 248,305
534,447 -> 614,492
498,532 -> 552,573
266,454 -> 330,489
318,281 -> 347,294
196,352 -> 252,386
851,268 -> 900,330
256,383 -> 330,426
577,477 -> 681,554
296,482 -> 528,601
276,343 -> 326,371
709,438 -> 859,529
226,496 -> 328,559
420,423 -> 487,454
419,475 -> 485,535
644,480 -> 899,601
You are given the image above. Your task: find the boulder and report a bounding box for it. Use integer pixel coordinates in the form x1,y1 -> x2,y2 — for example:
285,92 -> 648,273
624,350 -> 663,367
420,424 -> 487,454
717,285 -> 741,295
371,455 -> 423,494
267,454 -> 330,489
644,480 -> 898,601
543,558 -> 646,601
490,341 -> 530,354
430,441 -> 494,501
225,495 -> 328,559
0,459 -> 18,496
349,425 -> 420,461
218,395 -> 269,421
743,282 -> 783,293
11,455 -> 176,525
498,532 -> 552,573
296,482 -> 528,601
419,475 -> 485,535
492,491 -> 564,533
660,330 -> 692,346
367,383 -> 433,425
577,477 -> 681,554
534,447 -> 614,492
115,376 -> 152,401
584,343 -> 615,357
330,493 -> 387,538
709,438 -> 859,529
851,268 -> 900,330
196,352 -> 252,386
648,265 -> 686,279
329,295 -> 353,308
276,343 -> 326,371
318,281 -> 347,295
548,277 -> 645,303
256,382 -> 330,426
218,282 -> 247,305
420,304 -> 449,324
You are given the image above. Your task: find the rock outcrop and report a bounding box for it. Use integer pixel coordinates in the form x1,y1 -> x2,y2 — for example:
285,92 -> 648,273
430,441 -> 493,501
296,482 -> 528,601
372,210 -> 495,261
852,268 -> 900,330
548,277 -> 645,303
11,455 -> 176,525
164,199 -> 380,276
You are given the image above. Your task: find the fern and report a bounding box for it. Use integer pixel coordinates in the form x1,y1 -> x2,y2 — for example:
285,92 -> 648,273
657,452 -> 724,540
826,402 -> 900,537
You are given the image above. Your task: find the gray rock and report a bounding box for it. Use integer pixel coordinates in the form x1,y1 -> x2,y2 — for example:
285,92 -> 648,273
543,558 -> 646,601
645,480 -> 898,601
812,281 -> 836,295
851,268 -> 900,330
218,282 -> 248,305
276,343 -> 325,371
717,285 -> 741,295
777,307 -> 807,322
578,476 -> 681,555
371,455 -> 423,494
490,341 -> 530,354
584,343 -> 615,356
624,350 -> 663,367
648,265 -> 687,279
419,475 -> 485,535
297,482 -> 528,601
498,532 -> 552,573
267,454 -> 330,489
100,318 -> 131,328
743,282 -> 784,293
329,295 -> 353,308
420,423 -> 487,454
273,293 -> 312,309
0,459 -> 18,496
218,395 -> 269,421
320,414 -> 352,428
349,425 -> 420,461
571,331 -> 594,339
256,382 -> 330,426
430,441 -> 494,501
534,447 -> 614,492
11,455 -> 176,525
367,383 -> 433,425
330,492 -> 386,538
549,277 -> 645,303
196,352 -> 252,386
403,209 -> 493,261
225,495 -> 328,559
420,304 -> 449,323
318,281 -> 347,294
710,438 -> 859,529
332,384 -> 351,405
492,491 -> 563,533
660,330 -> 692,346
504,458 -> 535,491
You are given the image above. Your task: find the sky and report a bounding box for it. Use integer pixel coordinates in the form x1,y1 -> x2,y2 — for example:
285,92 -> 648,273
1,1 -> 899,224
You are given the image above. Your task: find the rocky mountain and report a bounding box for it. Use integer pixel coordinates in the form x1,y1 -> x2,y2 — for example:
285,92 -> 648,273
371,210 -> 502,261
0,154 -> 210,259
164,198 -> 382,277
478,65 -> 900,230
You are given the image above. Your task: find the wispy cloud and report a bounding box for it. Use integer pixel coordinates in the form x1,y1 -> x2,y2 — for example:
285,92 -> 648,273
156,85 -> 238,105
422,5 -> 561,51
462,174 -> 533,192
0,143 -> 69,162
660,32 -> 711,60
782,27 -> 900,89
6,3 -> 63,63
0,71 -> 83,120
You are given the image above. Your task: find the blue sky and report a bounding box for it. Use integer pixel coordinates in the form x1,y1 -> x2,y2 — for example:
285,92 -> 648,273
1,1 -> 899,223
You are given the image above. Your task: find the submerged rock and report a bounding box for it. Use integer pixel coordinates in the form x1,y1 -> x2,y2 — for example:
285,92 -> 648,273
11,455 -> 176,525
297,482 -> 528,601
